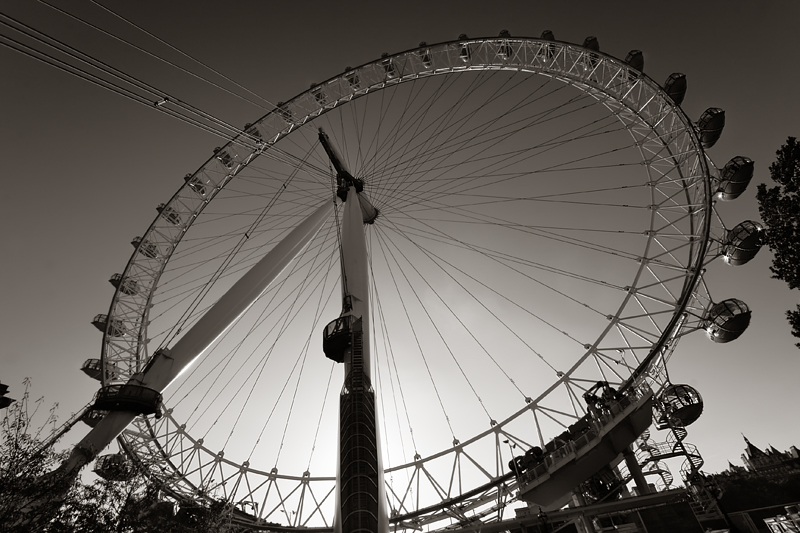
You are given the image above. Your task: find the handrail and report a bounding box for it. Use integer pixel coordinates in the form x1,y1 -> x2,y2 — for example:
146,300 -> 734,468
517,382 -> 652,485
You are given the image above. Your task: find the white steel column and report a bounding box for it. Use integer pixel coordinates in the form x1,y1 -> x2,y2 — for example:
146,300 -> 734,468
339,187 -> 371,377
333,184 -> 389,533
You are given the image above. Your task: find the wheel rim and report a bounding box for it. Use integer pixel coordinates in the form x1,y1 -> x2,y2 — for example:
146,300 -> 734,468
100,37 -> 713,529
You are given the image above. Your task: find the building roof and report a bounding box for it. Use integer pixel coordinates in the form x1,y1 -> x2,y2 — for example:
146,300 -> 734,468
743,435 -> 766,458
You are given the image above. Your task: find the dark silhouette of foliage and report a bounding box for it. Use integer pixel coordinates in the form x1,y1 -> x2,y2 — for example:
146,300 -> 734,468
0,380 -> 233,532
0,380 -> 76,531
718,475 -> 800,512
756,136 -> 800,348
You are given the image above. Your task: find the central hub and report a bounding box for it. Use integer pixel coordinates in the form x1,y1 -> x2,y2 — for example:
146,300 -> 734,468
318,128 -> 378,223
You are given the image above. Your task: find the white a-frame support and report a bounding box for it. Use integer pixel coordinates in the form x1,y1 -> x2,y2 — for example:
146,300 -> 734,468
62,199 -> 334,474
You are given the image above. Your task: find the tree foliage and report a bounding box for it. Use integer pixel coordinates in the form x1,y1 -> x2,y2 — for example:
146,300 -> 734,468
718,474 -> 800,512
756,136 -> 800,348
0,380 -> 75,530
0,381 -> 234,532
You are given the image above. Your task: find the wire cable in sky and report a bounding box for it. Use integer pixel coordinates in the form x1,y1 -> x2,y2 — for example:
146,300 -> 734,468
0,33 -> 239,142
37,0 -> 276,112
0,11 -> 260,146
86,0 -> 276,110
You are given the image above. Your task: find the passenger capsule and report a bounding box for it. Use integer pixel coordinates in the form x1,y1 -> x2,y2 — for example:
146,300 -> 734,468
380,53 -> 397,78
80,408 -> 107,428
131,237 -> 159,259
81,358 -> 120,381
458,34 -> 471,63
91,314 -> 127,337
657,384 -> 703,428
244,122 -> 262,140
109,273 -> 138,295
81,358 -> 103,380
663,73 -> 687,106
716,156 -> 754,201
704,298 -> 751,343
93,384 -> 162,416
94,453 -> 134,481
310,83 -> 328,105
722,220 -> 764,266
540,30 -> 556,61
142,501 -> 175,521
213,147 -> 234,169
157,203 -> 181,225
184,174 -> 207,196
697,108 -> 725,149
625,50 -> 644,72
417,42 -> 432,68
498,30 -> 513,59
275,101 -> 293,123
581,37 -> 599,69
344,67 -> 360,89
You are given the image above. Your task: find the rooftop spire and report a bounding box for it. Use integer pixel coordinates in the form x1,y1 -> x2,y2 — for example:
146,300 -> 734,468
743,435 -> 766,457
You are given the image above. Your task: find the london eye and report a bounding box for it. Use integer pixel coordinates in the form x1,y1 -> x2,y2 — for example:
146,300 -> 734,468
74,33 -> 760,531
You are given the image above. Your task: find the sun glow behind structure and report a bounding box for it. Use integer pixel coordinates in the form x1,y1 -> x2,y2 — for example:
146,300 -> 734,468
3,2 -> 800,530
90,46 -> 718,526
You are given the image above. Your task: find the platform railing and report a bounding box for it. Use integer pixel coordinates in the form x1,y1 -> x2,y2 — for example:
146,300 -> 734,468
517,381 -> 652,485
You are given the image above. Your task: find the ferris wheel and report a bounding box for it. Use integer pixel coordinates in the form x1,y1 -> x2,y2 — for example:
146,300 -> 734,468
79,32 -> 761,530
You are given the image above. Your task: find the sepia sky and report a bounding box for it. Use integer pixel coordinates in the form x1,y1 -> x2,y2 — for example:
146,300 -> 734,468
2,0 -> 799,486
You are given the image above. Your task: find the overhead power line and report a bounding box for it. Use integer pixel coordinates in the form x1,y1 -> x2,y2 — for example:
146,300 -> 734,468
0,11 -> 260,147
0,7 -> 340,183
39,0 -> 276,112
0,32 -> 234,141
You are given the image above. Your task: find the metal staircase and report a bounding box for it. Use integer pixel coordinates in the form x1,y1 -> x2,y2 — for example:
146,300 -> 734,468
339,320 -> 380,533
634,429 -> 675,491
637,425 -> 703,470
636,416 -> 723,522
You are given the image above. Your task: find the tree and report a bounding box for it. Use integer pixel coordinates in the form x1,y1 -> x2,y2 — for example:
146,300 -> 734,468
756,136 -> 800,348
0,381 -> 234,532
717,474 -> 800,512
0,380 -> 75,531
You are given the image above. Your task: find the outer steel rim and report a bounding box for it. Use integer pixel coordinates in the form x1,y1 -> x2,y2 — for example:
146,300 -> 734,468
99,36 -> 713,529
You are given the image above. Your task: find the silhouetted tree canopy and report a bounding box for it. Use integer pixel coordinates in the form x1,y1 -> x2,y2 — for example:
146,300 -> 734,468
756,136 -> 800,348
718,475 -> 800,512
0,381 -> 233,532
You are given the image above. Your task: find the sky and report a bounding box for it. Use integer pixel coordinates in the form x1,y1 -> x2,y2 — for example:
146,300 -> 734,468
2,0 -> 799,501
